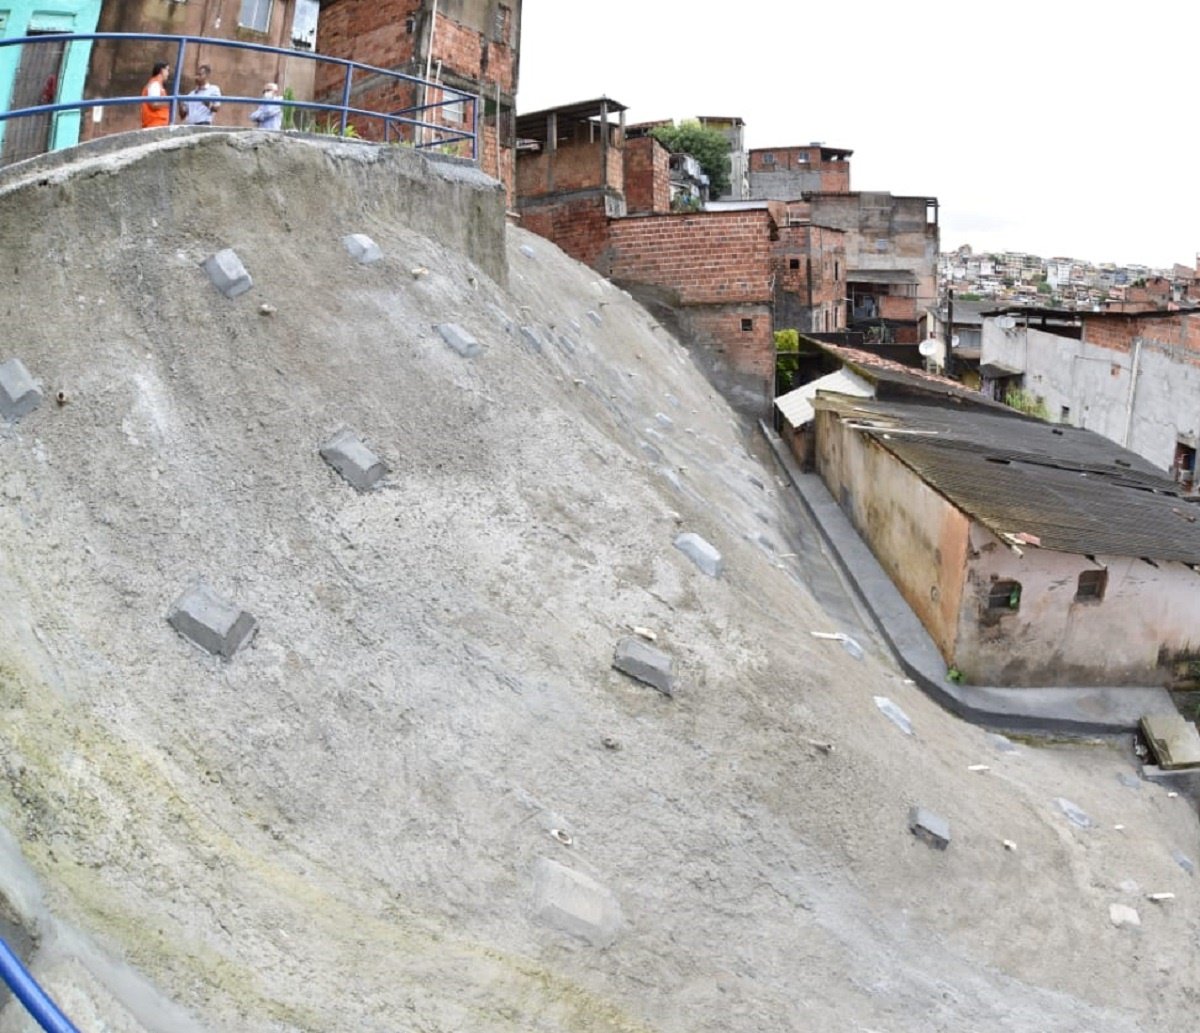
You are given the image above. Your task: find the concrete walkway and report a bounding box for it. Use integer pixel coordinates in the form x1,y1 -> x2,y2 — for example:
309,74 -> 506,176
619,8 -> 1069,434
760,421 -> 1173,735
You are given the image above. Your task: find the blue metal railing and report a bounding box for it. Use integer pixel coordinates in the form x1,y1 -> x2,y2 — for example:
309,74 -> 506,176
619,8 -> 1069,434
0,935 -> 80,1033
0,32 -> 478,162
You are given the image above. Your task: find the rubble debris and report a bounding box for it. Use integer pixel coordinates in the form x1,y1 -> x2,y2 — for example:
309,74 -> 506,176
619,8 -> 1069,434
342,233 -> 383,265
201,248 -> 252,298
1108,904 -> 1140,928
168,583 -> 257,659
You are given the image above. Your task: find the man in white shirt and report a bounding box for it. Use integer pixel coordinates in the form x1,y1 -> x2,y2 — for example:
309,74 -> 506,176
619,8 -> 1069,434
250,83 -> 283,131
180,65 -> 221,126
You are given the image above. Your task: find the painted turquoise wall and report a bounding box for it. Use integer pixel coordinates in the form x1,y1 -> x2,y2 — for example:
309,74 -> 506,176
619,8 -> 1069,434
0,0 -> 102,153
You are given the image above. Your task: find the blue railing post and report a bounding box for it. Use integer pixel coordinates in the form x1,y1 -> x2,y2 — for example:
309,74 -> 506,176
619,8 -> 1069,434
339,64 -> 352,137
472,93 -> 479,164
0,937 -> 81,1033
169,38 -> 186,125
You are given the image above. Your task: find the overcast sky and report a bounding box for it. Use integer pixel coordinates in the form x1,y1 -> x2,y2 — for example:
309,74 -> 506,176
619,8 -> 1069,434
519,0 -> 1199,269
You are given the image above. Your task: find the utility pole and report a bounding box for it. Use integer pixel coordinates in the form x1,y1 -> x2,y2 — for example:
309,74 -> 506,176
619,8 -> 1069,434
944,287 -> 956,379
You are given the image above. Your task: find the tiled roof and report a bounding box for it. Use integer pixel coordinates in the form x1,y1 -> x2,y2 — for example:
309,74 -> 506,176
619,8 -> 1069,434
817,396 -> 1200,563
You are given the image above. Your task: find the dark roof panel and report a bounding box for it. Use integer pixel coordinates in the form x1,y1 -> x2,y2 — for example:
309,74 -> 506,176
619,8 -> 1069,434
818,397 -> 1200,563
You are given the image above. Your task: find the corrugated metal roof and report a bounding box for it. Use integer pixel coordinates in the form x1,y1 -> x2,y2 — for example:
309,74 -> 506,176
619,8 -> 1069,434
818,397 -> 1200,563
775,369 -> 873,427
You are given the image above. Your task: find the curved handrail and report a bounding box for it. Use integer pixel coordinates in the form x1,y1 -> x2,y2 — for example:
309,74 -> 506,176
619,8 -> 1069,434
0,32 -> 478,157
0,936 -> 80,1033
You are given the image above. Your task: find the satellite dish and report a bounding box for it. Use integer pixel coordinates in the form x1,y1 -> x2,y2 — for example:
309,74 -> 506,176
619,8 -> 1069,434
918,338 -> 939,357
997,315 -> 1017,330
951,334 -> 961,348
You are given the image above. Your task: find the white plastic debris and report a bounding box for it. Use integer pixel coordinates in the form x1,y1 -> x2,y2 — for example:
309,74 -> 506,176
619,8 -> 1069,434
811,631 -> 864,661
630,626 -> 657,642
873,696 -> 914,736
1002,839 -> 1018,852
1147,892 -> 1175,902
967,764 -> 990,773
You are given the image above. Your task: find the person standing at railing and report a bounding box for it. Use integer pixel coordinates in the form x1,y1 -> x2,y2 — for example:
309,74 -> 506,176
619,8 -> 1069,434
249,83 -> 283,131
179,65 -> 222,126
140,62 -> 171,129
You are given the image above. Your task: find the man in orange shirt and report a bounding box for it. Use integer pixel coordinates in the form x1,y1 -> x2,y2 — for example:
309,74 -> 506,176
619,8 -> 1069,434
141,62 -> 171,129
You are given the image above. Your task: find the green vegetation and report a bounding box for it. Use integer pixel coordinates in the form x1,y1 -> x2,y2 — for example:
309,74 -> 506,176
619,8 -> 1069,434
957,292 -> 982,301
1004,388 -> 1049,420
775,328 -> 801,393
1036,283 -> 1051,294
280,87 -> 297,131
650,120 -> 732,197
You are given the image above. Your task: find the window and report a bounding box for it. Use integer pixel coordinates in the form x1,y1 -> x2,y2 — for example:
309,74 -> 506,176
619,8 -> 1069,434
405,15 -> 416,33
987,580 -> 1021,612
741,318 -> 753,332
1060,405 -> 1071,424
239,0 -> 273,33
493,3 -> 512,44
291,0 -> 319,50
1076,569 -> 1107,602
762,153 -> 775,166
789,258 -> 800,270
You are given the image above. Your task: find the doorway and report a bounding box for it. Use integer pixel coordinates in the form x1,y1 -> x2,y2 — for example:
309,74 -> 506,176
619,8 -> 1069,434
2,32 -> 68,166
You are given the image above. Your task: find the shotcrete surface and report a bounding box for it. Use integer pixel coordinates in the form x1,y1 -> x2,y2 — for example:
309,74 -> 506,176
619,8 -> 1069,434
0,132 -> 1196,1032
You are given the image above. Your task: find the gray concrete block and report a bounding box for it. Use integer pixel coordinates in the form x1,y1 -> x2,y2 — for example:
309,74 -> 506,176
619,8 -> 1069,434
342,233 -> 383,265
586,310 -> 603,326
201,248 -> 253,298
168,583 -> 257,659
613,636 -> 674,696
556,335 -> 576,355
531,858 -> 622,947
435,323 -> 481,358
519,325 -> 543,353
320,429 -> 387,491
0,358 -> 42,421
674,532 -> 723,577
908,806 -> 950,850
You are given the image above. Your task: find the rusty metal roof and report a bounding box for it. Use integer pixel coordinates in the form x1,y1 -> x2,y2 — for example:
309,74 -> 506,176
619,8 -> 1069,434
816,396 -> 1200,563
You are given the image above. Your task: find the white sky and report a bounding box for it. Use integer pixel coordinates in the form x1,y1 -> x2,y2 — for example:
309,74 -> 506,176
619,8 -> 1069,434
519,0 -> 1200,269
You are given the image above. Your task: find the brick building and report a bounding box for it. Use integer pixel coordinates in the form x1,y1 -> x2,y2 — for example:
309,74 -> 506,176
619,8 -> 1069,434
771,201 -> 846,335
748,143 -> 852,199
317,0 -> 521,203
516,97 -> 777,413
806,191 -> 940,346
515,97 -> 628,268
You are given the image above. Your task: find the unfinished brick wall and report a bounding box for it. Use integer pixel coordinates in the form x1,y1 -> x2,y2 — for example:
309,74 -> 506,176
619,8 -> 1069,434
317,1 -> 417,92
773,222 -> 846,332
519,196 -> 612,268
604,210 -> 773,304
624,137 -> 670,214
518,141 -> 615,197
317,0 -> 518,199
1083,313 -> 1200,355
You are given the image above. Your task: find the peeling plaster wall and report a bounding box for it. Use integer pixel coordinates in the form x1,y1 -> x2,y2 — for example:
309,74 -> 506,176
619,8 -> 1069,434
956,525 -> 1200,686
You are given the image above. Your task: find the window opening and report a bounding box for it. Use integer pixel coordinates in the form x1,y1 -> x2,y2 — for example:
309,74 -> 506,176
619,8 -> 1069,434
987,580 -> 1021,611
1075,569 -> 1107,602
239,0 -> 273,33
741,318 -> 754,332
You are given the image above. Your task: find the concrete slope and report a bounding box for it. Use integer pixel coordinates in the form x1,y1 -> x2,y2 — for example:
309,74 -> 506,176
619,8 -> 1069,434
0,131 -> 1196,1032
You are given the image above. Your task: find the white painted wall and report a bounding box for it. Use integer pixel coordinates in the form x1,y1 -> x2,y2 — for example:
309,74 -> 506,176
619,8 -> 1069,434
980,318 -> 1200,473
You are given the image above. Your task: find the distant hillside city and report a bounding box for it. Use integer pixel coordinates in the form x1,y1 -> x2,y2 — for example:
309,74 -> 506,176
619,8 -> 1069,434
940,245 -> 1200,312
